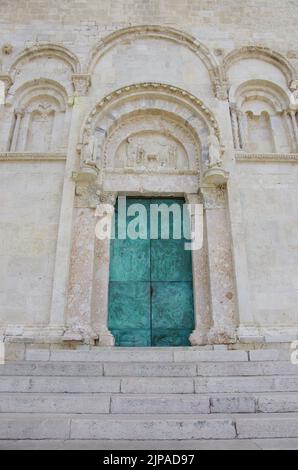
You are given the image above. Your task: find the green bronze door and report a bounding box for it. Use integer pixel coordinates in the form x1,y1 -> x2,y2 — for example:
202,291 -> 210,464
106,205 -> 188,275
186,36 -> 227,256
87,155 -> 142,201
108,198 -> 194,346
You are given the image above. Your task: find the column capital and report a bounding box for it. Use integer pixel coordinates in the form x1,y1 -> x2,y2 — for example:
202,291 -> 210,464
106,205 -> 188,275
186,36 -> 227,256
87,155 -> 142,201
98,191 -> 118,206
72,74 -> 91,96
0,74 -> 13,97
200,186 -> 227,210
184,193 -> 202,205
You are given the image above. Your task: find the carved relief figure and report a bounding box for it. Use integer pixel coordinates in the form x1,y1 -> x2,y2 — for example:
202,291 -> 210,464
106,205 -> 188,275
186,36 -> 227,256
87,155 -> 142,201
82,127 -> 97,166
126,136 -> 137,167
136,144 -> 145,165
168,144 -> 178,168
207,130 -> 222,167
121,133 -> 182,170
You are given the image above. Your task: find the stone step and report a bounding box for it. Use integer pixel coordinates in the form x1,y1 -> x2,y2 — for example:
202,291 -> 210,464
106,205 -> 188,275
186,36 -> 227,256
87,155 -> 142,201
23,346 -> 293,364
0,439 -> 263,450
37,348 -> 251,363
0,376 -> 121,393
1,374 -> 297,394
111,392 -> 298,414
0,391 -> 297,414
1,413 -> 297,440
195,376 -> 298,393
1,438 -> 298,450
0,362 -> 104,377
0,413 -> 237,440
104,361 -> 298,377
0,393 -> 111,414
1,360 -> 297,377
235,413 -> 298,439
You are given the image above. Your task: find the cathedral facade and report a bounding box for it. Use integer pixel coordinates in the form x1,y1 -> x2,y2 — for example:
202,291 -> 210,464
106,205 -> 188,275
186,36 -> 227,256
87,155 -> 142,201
0,0 -> 298,354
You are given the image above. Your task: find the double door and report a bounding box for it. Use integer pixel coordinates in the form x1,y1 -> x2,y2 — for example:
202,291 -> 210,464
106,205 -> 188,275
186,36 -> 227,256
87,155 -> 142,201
108,198 -> 194,346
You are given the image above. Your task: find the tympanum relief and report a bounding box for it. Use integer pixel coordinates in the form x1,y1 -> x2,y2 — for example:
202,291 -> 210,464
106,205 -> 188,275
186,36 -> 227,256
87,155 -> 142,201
115,131 -> 188,171
102,114 -> 200,173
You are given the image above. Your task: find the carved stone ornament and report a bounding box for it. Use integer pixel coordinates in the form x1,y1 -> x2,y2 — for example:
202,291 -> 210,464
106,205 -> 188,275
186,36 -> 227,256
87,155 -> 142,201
201,186 -> 227,210
203,166 -> 229,185
98,191 -> 117,206
213,80 -> 228,101
72,173 -> 101,208
208,325 -> 237,345
72,74 -> 91,96
235,152 -> 298,163
0,74 -> 13,96
203,129 -> 229,184
2,43 -> 13,55
207,130 -> 223,168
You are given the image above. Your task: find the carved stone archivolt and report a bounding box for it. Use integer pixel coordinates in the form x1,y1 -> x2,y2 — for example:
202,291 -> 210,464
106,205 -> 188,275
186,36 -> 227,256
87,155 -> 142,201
223,46 -> 297,88
76,83 -> 223,185
86,25 -> 226,100
8,43 -> 81,81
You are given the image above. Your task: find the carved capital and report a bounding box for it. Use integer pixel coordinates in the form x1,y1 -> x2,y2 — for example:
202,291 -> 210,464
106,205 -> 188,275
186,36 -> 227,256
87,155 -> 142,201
72,173 -> 101,208
72,74 -> 91,96
184,193 -> 202,205
98,191 -> 118,206
214,82 -> 228,101
201,186 -> 227,209
203,167 -> 229,185
0,74 -> 13,97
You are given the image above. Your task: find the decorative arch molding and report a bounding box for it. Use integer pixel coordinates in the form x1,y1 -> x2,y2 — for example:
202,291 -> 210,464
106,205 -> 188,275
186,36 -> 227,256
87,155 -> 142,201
8,43 -> 81,79
223,46 -> 297,88
229,79 -> 296,153
80,82 -> 221,141
8,78 -> 69,111
76,82 -> 223,181
229,79 -> 291,111
86,26 -> 226,99
6,78 -> 71,153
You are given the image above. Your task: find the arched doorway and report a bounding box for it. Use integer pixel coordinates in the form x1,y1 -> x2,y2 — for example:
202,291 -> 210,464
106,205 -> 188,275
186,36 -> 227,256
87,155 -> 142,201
66,83 -> 237,347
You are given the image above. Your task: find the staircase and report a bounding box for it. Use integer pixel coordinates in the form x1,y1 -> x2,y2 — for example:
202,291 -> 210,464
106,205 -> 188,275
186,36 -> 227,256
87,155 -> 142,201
0,346 -> 298,450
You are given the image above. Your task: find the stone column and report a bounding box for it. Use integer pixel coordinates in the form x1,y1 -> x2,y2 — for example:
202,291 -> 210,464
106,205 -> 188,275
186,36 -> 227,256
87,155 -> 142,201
91,191 -> 117,346
201,186 -> 237,344
49,94 -> 91,337
17,111 -> 31,152
236,109 -> 246,150
64,206 -> 98,342
10,110 -> 23,151
185,193 -> 211,345
289,110 -> 298,152
230,104 -> 241,150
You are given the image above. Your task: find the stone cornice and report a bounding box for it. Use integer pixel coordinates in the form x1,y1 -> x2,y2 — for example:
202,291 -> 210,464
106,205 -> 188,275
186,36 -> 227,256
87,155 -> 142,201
0,152 -> 67,161
235,152 -> 298,163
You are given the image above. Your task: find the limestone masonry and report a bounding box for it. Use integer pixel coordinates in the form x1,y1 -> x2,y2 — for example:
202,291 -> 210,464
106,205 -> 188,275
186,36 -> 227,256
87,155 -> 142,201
0,0 -> 298,350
